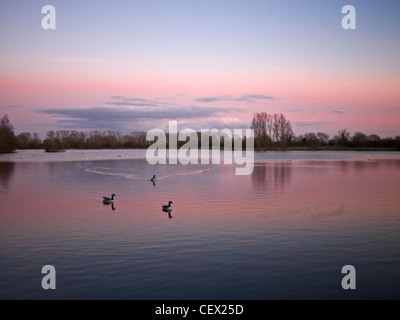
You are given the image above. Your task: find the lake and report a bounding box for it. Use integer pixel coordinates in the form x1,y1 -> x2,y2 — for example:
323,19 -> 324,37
1,149 -> 399,299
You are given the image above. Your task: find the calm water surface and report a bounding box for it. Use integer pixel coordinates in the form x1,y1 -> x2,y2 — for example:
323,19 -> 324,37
1,150 -> 399,299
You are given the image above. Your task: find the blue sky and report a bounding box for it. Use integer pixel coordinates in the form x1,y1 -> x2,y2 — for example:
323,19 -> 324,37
0,0 -> 399,137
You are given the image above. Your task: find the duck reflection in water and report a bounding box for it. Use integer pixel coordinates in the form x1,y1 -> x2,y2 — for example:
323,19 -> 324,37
102,201 -> 116,211
162,201 -> 173,218
167,211 -> 172,218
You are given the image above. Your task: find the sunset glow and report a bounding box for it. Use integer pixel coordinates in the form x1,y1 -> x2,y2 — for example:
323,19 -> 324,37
1,0 -> 399,138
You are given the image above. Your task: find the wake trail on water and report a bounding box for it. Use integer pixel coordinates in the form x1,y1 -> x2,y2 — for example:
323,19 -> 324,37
74,163 -> 212,180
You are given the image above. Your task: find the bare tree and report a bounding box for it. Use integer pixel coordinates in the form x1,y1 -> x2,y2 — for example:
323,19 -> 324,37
304,132 -> 320,149
31,132 -> 41,148
272,113 -> 280,144
277,114 -> 293,150
367,134 -> 381,148
251,112 -> 275,150
316,132 -> 329,146
352,132 -> 367,148
16,132 -> 32,149
251,112 -> 266,149
336,129 -> 351,147
272,114 -> 293,150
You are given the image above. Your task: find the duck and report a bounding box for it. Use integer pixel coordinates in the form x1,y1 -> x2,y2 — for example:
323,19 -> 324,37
162,201 -> 173,211
103,194 -> 116,203
150,175 -> 157,182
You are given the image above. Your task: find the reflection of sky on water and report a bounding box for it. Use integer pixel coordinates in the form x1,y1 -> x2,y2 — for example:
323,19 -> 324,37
0,151 -> 399,299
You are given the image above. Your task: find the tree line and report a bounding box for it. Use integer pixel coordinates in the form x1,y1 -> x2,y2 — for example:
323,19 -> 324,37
1,113 -> 399,153
0,114 -> 152,152
250,112 -> 400,150
41,129 -> 151,151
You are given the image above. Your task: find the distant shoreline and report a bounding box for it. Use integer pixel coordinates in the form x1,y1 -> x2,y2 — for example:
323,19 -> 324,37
4,146 -> 399,154
285,146 -> 398,152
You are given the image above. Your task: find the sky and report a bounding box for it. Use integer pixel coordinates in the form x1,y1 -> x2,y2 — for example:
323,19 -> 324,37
0,0 -> 399,139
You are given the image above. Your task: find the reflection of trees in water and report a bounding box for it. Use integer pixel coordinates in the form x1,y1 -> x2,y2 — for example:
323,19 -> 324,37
338,159 -> 399,173
251,159 -> 400,196
0,162 -> 15,188
251,162 -> 292,193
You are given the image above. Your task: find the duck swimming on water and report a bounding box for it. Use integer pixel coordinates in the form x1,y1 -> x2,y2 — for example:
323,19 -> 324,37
162,201 -> 173,211
103,194 -> 116,204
